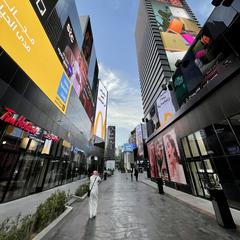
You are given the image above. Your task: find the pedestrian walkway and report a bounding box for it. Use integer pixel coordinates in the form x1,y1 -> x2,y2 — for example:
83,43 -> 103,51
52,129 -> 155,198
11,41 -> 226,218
45,173 -> 240,240
139,174 -> 240,227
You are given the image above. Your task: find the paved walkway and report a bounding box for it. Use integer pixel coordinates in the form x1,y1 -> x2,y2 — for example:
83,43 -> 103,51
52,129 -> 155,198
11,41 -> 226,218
45,173 -> 240,240
139,174 -> 240,227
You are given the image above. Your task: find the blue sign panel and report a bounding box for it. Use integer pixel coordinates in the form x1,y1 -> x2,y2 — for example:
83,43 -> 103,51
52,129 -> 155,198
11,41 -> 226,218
57,73 -> 71,104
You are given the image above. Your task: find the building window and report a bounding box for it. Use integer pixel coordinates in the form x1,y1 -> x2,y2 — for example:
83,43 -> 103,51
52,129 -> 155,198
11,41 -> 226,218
187,134 -> 200,157
194,130 -> 208,156
182,137 -> 191,158
214,120 -> 240,155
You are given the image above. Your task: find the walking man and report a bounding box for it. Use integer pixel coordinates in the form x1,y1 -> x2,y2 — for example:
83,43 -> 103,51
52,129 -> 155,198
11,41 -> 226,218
89,170 -> 101,219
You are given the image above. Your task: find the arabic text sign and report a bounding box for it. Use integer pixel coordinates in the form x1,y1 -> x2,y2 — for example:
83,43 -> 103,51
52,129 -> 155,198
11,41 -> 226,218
0,0 -> 71,113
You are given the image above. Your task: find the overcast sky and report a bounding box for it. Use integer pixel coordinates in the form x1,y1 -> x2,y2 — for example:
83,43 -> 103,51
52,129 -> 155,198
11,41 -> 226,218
76,0 -> 214,147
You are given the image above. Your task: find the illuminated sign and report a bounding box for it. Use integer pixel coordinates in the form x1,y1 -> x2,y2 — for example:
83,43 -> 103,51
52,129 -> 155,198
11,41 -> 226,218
0,106 -> 60,142
0,0 -> 71,113
93,81 -> 108,140
0,107 -> 38,134
43,133 -> 59,142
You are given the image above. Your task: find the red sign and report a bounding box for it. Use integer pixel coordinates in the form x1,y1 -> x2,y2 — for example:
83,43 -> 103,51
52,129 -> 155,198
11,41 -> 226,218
43,133 -> 60,142
1,107 -> 38,135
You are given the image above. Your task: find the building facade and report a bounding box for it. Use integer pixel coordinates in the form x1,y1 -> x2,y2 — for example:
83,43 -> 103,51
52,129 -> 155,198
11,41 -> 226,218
104,126 -> 116,161
136,0 -> 240,210
0,0 -> 104,203
135,0 -> 200,134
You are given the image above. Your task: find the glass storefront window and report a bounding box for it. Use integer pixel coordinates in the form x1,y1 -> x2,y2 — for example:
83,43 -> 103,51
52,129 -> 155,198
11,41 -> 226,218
194,131 -> 208,156
229,114 -> 240,145
202,126 -> 223,156
187,134 -> 200,157
189,162 -> 204,197
182,137 -> 191,158
214,120 -> 240,155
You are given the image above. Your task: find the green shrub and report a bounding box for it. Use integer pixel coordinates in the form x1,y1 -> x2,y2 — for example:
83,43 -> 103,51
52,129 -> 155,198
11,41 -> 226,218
75,183 -> 89,197
0,214 -> 34,240
33,191 -> 67,234
0,191 -> 67,239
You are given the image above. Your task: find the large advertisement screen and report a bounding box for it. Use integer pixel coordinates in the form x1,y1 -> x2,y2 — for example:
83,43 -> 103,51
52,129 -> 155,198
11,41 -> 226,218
93,80 -> 108,140
0,0 -> 71,114
156,89 -> 176,128
82,19 -> 93,65
147,135 -> 169,180
163,129 -> 186,184
56,17 -> 95,122
136,124 -> 144,157
151,0 -> 200,71
147,142 -> 160,178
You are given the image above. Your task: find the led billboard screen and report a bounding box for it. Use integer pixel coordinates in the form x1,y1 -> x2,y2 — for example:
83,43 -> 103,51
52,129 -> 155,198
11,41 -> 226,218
151,0 -> 200,71
156,89 -> 176,128
93,80 -> 108,140
82,19 -> 93,65
56,17 -> 95,122
0,0 -> 71,113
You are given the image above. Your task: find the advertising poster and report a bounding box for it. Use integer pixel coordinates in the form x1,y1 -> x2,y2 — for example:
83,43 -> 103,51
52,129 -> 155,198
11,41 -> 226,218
156,89 -> 176,128
93,80 -> 108,140
82,19 -> 93,65
56,17 -> 95,122
136,124 -> 144,157
147,142 -> 159,178
0,0 -> 71,113
151,0 -> 200,71
163,129 -> 187,184
154,135 -> 169,180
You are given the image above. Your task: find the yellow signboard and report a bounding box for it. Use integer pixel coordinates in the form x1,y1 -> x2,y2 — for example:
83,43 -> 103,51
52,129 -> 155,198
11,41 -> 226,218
0,0 -> 71,113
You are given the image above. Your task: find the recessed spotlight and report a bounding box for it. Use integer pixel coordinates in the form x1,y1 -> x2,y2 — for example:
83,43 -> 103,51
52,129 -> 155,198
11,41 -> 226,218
2,141 -> 7,145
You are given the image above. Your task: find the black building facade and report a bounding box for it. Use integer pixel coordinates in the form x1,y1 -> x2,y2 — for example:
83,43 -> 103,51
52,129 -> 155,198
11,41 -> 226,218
0,0 -> 103,203
142,1 -> 240,210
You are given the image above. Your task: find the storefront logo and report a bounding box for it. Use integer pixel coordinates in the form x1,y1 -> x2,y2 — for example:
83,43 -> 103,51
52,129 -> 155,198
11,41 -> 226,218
43,133 -> 59,142
0,107 -> 38,134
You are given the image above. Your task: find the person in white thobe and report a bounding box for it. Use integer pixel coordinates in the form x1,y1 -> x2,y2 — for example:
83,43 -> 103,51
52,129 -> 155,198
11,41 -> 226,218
89,171 -> 101,219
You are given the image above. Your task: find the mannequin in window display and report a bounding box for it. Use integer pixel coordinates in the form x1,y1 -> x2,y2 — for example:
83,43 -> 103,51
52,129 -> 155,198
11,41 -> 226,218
164,134 -> 186,184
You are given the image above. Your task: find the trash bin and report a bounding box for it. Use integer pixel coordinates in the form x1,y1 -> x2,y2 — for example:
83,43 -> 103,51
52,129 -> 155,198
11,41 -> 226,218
207,188 -> 236,229
157,178 -> 164,194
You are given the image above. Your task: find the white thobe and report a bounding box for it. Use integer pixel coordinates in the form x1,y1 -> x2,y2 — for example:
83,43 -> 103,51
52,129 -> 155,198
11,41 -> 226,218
89,175 -> 101,218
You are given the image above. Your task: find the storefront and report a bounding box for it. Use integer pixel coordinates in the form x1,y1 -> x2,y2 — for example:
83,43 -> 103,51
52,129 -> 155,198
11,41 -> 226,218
146,1 -> 240,210
0,105 -> 87,203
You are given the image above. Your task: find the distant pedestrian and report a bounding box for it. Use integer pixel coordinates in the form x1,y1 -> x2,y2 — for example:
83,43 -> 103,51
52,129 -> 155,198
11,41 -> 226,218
134,168 -> 139,181
130,169 -> 133,182
89,170 -> 101,219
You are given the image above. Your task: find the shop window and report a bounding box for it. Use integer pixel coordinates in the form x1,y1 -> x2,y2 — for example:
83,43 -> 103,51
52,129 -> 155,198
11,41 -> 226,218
214,120 -> 240,155
212,157 -> 234,181
187,134 -> 200,157
202,126 -> 224,156
227,156 -> 240,181
0,152 -> 19,202
43,158 -> 61,190
189,162 -> 204,197
181,137 -> 191,158
194,131 -> 208,156
229,114 -> 240,145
